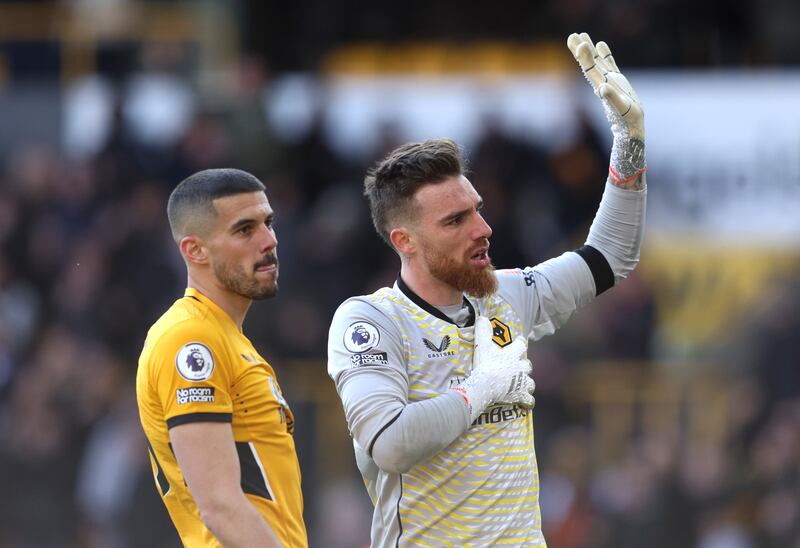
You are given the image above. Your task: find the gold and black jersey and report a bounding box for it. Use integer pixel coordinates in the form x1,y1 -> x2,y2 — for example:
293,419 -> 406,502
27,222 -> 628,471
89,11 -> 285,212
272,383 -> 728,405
137,287 -> 307,547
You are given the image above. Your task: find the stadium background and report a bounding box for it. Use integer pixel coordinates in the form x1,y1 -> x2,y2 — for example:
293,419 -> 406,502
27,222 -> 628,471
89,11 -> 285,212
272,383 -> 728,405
0,1 -> 799,547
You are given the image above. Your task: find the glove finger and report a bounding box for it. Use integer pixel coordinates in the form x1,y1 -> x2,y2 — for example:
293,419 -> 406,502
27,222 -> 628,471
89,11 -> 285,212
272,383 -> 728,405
579,32 -> 596,50
566,32 -> 585,58
519,358 -> 533,375
599,83 -> 633,118
508,362 -> 532,378
525,376 -> 536,395
474,315 -> 491,343
578,33 -> 608,72
517,393 -> 535,409
568,34 -> 601,70
510,371 -> 527,394
472,316 -> 490,370
505,336 -> 528,360
595,41 -> 620,72
567,33 -> 595,68
575,43 -> 606,92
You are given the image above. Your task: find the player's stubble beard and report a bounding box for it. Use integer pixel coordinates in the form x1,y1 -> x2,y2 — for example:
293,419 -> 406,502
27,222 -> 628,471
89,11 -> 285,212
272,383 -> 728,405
214,253 -> 279,300
421,240 -> 498,298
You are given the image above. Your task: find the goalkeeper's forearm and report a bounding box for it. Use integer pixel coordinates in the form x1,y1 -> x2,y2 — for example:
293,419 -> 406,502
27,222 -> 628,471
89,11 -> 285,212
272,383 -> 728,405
584,179 -> 646,284
370,391 -> 471,474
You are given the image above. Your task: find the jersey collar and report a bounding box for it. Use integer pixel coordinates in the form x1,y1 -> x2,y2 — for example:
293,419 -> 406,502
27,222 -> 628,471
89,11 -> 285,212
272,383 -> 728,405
396,275 -> 476,327
183,287 -> 241,332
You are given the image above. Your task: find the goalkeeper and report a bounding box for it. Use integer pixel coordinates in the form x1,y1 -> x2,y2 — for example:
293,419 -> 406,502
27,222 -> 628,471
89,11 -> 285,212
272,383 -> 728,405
326,33 -> 646,547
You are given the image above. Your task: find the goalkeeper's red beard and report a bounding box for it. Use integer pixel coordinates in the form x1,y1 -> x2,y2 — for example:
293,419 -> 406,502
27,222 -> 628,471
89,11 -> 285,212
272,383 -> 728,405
422,241 -> 498,298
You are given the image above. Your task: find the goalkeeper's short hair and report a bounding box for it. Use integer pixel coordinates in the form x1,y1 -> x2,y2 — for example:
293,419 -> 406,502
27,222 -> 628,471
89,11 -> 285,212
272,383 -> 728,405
363,138 -> 466,247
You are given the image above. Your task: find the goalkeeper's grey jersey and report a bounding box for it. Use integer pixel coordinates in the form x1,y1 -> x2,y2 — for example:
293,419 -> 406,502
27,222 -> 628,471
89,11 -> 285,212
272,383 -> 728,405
328,248 -> 607,547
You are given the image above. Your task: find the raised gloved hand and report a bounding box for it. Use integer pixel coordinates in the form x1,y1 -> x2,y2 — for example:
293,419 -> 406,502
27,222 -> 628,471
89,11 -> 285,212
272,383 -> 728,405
568,32 -> 646,189
451,316 -> 535,423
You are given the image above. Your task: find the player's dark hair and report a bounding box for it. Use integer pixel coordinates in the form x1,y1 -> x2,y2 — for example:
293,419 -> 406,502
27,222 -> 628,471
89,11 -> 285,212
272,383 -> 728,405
364,138 -> 465,247
167,168 -> 265,241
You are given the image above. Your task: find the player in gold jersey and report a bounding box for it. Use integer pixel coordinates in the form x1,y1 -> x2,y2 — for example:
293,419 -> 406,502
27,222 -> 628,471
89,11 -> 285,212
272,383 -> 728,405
137,168 -> 307,547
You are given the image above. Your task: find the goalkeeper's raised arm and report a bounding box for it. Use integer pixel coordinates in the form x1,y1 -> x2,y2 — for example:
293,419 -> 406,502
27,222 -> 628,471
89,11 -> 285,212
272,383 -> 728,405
568,32 -> 648,293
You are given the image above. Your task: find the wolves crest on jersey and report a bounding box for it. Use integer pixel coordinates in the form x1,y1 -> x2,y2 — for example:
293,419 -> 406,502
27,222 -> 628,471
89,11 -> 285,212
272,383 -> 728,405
489,317 -> 512,347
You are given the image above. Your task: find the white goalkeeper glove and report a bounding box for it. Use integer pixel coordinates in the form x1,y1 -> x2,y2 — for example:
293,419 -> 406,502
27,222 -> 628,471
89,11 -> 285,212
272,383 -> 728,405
568,32 -> 646,188
451,316 -> 535,424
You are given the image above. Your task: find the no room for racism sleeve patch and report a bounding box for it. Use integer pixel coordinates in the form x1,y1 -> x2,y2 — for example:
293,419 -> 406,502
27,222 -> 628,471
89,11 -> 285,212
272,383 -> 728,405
350,352 -> 390,367
176,386 -> 216,405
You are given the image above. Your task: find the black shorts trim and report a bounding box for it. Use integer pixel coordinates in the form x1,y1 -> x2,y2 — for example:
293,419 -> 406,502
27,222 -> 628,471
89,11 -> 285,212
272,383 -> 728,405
166,412 -> 232,429
573,245 -> 614,296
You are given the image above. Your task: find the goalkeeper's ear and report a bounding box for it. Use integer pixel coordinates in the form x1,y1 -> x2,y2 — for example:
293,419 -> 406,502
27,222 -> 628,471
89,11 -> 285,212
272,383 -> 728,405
389,226 -> 414,256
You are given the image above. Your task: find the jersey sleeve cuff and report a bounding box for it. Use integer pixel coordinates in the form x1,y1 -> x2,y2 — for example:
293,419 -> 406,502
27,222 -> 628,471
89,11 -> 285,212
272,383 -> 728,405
166,412 -> 233,429
573,244 -> 615,296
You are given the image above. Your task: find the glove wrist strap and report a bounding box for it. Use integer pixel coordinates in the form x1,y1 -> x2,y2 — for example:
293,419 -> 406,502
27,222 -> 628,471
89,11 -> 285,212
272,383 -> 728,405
609,136 -> 646,190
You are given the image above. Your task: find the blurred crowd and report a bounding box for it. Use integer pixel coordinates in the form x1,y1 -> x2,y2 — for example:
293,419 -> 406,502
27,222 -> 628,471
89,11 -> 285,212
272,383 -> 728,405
0,1 -> 799,547
244,0 -> 800,70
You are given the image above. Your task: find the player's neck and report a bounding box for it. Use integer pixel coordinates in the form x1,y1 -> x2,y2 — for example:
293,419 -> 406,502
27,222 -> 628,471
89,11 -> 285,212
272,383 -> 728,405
187,274 -> 250,331
400,263 -> 462,307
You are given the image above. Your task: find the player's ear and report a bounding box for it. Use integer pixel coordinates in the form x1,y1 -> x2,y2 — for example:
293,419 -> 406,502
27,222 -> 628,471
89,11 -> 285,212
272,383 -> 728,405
180,235 -> 209,265
390,226 -> 415,256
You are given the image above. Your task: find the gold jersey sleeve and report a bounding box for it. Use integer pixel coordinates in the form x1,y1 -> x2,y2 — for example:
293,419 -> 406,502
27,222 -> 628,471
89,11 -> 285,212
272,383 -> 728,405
136,289 -> 307,547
